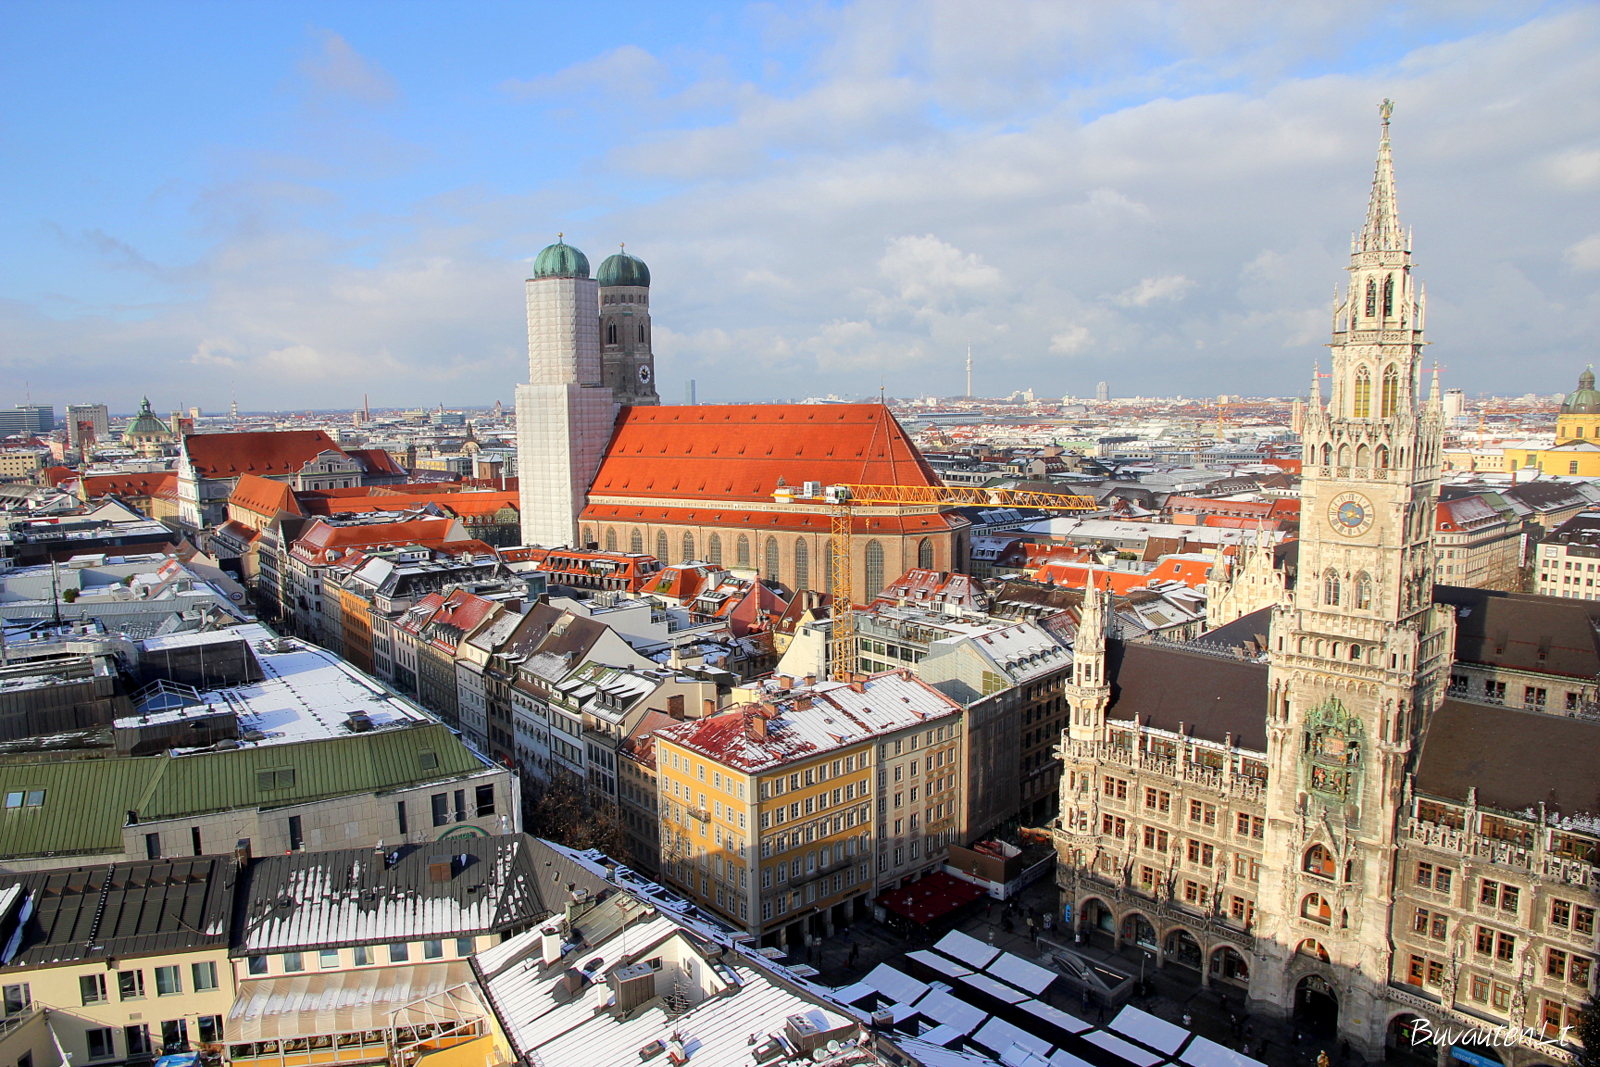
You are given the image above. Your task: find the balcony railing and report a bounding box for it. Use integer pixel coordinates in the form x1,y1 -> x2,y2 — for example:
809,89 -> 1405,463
1059,740 -> 1266,801
1402,818 -> 1600,887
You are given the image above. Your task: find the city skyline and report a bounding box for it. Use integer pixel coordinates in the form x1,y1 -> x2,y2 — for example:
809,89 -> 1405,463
2,2 -> 1597,410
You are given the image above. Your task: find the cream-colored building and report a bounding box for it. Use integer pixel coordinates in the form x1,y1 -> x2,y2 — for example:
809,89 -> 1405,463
0,856 -> 238,1064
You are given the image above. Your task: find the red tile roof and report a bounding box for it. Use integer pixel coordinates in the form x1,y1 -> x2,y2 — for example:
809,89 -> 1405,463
345,448 -> 407,477
228,472 -> 304,519
288,517 -> 460,565
184,430 -> 345,478
80,471 -> 177,498
582,502 -> 954,536
587,404 -> 941,505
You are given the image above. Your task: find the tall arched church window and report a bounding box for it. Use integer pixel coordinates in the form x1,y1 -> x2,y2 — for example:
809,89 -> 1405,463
630,528 -> 643,553
1354,573 -> 1373,610
655,530 -> 669,562
1381,365 -> 1399,418
607,322 -> 617,345
681,531 -> 695,563
1365,279 -> 1377,318
1323,569 -> 1341,606
736,534 -> 751,567
1375,445 -> 1389,469
1353,367 -> 1372,418
918,538 -> 933,570
764,537 -> 780,581
865,540 -> 885,600
794,538 -> 809,590
1382,274 -> 1394,318
581,525 -> 593,548
1321,443 -> 1332,466
1355,444 -> 1370,468
707,533 -> 722,565
604,528 -> 617,552
638,323 -> 646,343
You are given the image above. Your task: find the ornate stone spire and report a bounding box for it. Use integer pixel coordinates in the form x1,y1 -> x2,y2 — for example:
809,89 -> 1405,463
1357,99 -> 1404,253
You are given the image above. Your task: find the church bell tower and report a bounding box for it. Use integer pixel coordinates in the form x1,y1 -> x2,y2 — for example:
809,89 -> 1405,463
1249,103 -> 1454,1056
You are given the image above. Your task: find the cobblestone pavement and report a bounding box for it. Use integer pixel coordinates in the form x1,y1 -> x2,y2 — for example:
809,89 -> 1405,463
790,879 -> 1376,1067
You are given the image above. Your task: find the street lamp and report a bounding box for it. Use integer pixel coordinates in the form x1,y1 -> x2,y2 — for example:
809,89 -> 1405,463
1140,950 -> 1153,996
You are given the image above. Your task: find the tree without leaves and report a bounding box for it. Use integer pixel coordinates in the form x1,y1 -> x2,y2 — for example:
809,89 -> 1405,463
521,774 -> 628,858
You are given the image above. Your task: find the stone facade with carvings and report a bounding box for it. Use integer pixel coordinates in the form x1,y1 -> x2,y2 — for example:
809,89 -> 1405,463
1053,107 -> 1598,1067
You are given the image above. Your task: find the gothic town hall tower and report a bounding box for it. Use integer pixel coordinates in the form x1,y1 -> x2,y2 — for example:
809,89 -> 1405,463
1250,102 -> 1455,1048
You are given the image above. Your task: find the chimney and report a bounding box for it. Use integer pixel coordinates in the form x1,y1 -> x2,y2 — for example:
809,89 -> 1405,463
795,695 -> 812,711
746,713 -> 768,740
702,698 -> 716,717
667,695 -> 685,720
234,838 -> 252,870
803,674 -> 816,687
540,923 -> 564,966
779,677 -> 794,690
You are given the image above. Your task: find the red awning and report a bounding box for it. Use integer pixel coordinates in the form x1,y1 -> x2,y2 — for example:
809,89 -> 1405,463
877,872 -> 986,925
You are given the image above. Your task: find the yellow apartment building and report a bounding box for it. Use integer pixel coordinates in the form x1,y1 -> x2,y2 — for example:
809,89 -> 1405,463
654,670 -> 964,950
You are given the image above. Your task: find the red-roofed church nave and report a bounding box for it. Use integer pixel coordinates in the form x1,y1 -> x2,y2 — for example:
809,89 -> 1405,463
514,239 -> 966,603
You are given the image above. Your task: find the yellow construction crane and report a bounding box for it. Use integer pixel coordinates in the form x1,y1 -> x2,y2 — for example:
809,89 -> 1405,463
776,482 -> 1100,679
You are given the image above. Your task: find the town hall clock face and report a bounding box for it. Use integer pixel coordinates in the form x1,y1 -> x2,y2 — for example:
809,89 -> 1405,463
1328,491 -> 1374,536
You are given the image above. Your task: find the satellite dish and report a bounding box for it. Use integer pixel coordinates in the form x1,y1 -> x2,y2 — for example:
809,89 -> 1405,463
812,1050 -> 829,1063
826,1040 -> 842,1052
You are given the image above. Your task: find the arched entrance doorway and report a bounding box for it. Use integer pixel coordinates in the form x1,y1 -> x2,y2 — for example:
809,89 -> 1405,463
1210,946 -> 1250,986
1122,914 -> 1157,952
1081,902 -> 1120,934
1294,974 -> 1338,1038
1164,929 -> 1202,971
1386,1014 -> 1434,1065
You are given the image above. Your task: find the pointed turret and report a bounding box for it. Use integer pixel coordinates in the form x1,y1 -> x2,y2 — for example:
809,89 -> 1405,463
1066,574 -> 1112,743
1357,99 -> 1404,253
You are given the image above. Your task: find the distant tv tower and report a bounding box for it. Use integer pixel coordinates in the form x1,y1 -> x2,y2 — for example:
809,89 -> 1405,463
966,345 -> 973,398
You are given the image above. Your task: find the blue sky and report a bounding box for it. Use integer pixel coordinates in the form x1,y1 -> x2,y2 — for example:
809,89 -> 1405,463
3,1 -> 1597,412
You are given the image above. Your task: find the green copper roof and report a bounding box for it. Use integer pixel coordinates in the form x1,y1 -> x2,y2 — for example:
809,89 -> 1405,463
126,396 -> 170,436
0,723 -> 486,861
1562,367 -> 1600,415
597,248 -> 650,288
532,237 -> 590,279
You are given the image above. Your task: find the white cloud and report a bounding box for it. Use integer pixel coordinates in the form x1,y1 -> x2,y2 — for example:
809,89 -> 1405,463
7,2 -> 1600,408
1050,325 -> 1092,355
1114,275 -> 1195,307
297,30 -> 398,107
877,235 -> 1002,306
1565,233 -> 1600,270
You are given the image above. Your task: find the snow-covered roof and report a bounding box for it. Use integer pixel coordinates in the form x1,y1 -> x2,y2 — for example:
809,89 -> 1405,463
656,671 -> 963,773
237,834 -> 538,953
123,625 -> 433,747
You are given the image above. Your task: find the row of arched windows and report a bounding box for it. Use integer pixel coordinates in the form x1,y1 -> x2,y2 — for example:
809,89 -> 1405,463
1363,275 -> 1395,319
1316,441 -> 1401,469
586,527 -> 932,599
1351,365 -> 1401,419
604,322 -> 649,346
1323,569 -> 1374,611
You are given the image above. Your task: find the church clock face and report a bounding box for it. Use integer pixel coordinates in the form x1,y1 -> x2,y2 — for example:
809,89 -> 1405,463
1328,491 -> 1374,537
638,365 -> 652,384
